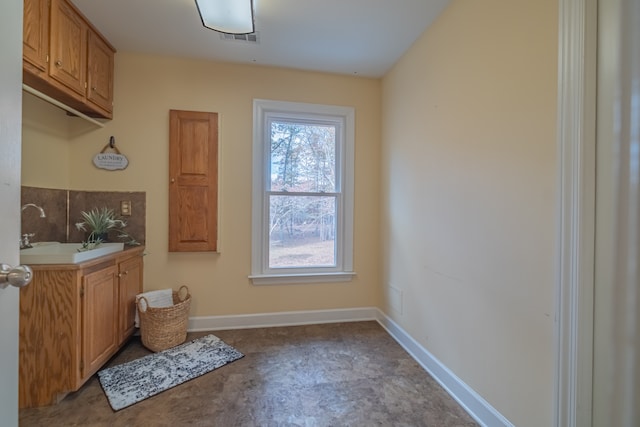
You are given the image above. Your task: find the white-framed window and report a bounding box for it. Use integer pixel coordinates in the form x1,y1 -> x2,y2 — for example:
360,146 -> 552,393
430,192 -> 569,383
250,99 -> 355,285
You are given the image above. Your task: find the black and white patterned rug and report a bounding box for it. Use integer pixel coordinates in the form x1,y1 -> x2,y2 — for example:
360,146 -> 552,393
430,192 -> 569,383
98,334 -> 244,411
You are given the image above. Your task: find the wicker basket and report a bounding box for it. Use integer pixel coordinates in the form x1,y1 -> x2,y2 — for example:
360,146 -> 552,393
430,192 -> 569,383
137,285 -> 191,352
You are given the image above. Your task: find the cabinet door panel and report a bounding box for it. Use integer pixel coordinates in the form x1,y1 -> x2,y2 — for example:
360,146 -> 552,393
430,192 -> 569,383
23,0 -> 49,73
169,110 -> 219,252
82,266 -> 118,381
118,256 -> 143,345
49,0 -> 87,97
87,31 -> 114,115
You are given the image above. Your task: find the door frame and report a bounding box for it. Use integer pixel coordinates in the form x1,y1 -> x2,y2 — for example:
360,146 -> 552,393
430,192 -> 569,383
556,0 -> 640,425
555,0 -> 597,426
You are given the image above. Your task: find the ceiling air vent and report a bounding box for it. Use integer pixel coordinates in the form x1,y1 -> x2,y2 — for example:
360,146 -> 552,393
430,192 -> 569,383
220,32 -> 259,43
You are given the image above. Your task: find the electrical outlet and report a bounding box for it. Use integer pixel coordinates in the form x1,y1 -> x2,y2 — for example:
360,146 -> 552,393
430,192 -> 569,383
120,200 -> 132,216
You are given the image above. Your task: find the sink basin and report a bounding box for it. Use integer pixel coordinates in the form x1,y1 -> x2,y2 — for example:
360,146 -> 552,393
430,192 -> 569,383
20,242 -> 125,264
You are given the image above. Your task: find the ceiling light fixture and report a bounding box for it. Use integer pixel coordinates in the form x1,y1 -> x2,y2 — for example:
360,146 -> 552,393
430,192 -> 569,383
195,0 -> 255,35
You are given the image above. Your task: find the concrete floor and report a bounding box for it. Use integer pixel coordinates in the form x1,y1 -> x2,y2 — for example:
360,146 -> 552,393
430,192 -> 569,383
20,321 -> 478,426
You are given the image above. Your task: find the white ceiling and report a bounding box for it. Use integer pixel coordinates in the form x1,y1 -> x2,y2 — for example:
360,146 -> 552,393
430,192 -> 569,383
72,0 -> 450,78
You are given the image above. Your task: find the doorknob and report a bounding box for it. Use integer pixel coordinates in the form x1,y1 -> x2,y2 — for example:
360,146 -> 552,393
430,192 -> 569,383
0,264 -> 33,289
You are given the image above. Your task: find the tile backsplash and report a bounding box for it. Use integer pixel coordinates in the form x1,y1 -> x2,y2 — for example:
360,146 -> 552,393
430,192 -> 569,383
21,186 -> 146,245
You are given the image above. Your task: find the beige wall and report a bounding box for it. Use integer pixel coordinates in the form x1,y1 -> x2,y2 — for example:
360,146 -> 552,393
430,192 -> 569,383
380,1 -> 558,426
22,54 -> 382,317
22,92 -> 71,189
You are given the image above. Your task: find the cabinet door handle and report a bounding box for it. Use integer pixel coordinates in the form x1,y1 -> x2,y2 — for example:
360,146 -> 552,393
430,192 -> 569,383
55,60 -> 62,67
91,86 -> 97,91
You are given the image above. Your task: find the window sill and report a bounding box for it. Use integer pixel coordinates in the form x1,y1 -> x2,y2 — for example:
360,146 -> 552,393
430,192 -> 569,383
249,272 -> 356,285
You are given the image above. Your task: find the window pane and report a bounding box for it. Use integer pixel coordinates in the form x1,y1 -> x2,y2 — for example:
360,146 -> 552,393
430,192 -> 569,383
270,121 -> 336,192
269,195 -> 336,268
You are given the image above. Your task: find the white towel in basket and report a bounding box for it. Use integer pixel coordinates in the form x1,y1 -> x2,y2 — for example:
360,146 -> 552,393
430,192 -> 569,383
134,288 -> 174,328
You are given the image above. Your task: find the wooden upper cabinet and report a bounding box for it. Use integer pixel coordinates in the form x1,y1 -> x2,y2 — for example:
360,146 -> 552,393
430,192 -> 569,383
49,0 -> 87,97
169,110 -> 219,252
23,0 -> 49,74
23,0 -> 115,119
87,31 -> 114,115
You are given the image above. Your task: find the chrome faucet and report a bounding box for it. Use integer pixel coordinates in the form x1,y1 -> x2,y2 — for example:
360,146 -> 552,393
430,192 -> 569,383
20,203 -> 46,249
21,203 -> 46,218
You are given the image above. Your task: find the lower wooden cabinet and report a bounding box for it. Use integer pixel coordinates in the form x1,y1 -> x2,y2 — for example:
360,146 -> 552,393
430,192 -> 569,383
19,246 -> 144,408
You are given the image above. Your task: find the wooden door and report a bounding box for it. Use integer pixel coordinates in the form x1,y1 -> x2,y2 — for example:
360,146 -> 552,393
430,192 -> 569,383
23,0 -> 49,74
117,255 -> 143,345
169,110 -> 219,252
86,31 -> 114,117
49,0 -> 87,97
81,265 -> 117,382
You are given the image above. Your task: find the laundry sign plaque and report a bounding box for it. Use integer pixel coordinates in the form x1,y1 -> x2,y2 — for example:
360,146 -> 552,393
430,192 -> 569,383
94,136 -> 129,170
94,152 -> 129,170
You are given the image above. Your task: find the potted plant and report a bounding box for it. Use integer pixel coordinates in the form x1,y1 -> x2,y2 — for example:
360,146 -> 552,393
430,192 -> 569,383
75,207 -> 139,249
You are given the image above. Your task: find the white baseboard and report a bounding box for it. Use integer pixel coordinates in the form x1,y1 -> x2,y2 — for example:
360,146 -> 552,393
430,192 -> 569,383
375,310 -> 514,427
188,307 -> 378,331
188,307 -> 512,427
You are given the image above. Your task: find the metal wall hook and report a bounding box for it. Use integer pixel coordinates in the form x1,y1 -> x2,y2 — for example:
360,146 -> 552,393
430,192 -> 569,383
109,136 -> 116,148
